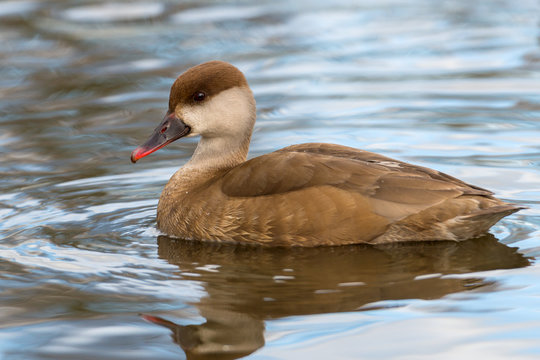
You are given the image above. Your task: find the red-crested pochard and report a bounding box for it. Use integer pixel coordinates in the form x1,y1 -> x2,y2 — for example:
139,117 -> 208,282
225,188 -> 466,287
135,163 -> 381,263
131,61 -> 523,246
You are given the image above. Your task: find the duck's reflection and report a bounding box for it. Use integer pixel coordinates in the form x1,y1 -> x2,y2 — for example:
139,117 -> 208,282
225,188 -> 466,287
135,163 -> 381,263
147,235 -> 530,359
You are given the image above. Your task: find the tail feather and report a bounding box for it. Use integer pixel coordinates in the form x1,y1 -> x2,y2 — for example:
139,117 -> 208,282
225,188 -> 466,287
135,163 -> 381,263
450,204 -> 526,240
372,202 -> 525,244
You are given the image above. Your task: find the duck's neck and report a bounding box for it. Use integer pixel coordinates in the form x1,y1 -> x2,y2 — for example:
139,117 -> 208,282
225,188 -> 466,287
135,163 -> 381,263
164,132 -> 252,196
186,133 -> 251,173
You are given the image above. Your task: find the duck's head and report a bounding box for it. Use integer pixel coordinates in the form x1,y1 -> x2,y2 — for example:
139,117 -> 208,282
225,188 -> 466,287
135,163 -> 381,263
131,61 -> 256,163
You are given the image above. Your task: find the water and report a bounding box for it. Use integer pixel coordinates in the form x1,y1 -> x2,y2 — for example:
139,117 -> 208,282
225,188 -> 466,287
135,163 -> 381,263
1,0 -> 540,359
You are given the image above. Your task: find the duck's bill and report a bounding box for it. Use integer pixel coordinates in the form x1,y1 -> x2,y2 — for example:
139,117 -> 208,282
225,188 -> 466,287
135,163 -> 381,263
131,111 -> 191,163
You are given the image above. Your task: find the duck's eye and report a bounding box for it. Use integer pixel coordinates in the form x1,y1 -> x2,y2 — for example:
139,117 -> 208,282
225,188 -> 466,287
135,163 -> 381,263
193,91 -> 206,102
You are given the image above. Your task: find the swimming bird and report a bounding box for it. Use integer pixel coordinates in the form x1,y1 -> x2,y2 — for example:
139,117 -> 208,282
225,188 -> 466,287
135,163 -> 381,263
131,61 -> 523,246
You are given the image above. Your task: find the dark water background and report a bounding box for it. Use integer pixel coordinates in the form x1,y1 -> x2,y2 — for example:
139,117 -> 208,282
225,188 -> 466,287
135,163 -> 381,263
2,0 -> 540,359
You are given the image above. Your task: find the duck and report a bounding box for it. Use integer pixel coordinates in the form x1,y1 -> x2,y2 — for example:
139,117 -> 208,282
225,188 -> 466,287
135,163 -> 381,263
131,60 -> 524,246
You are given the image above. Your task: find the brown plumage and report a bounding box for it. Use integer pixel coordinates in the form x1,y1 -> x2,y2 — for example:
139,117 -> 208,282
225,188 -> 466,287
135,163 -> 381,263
131,61 -> 524,246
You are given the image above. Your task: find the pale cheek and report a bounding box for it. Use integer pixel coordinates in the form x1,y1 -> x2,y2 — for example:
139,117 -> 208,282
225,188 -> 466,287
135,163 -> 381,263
191,104 -> 227,135
174,87 -> 254,137
177,106 -> 205,135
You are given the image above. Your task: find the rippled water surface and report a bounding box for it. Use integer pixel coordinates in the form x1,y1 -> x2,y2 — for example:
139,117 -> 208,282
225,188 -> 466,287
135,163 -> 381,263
2,0 -> 540,359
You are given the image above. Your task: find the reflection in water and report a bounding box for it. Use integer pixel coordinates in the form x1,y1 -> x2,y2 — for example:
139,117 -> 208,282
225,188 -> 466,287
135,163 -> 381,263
149,235 -> 530,359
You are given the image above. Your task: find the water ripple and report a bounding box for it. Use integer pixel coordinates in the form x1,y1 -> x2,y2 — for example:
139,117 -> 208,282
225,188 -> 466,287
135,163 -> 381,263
61,3 -> 165,23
